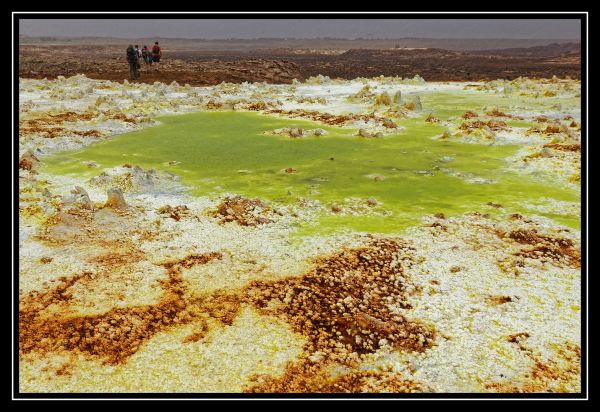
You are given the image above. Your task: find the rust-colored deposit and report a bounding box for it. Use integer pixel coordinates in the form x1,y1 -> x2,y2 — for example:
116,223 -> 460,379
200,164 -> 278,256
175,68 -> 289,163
246,361 -> 424,393
458,119 -> 508,132
505,229 -> 581,268
19,110 -> 136,138
484,109 -> 523,119
245,239 -> 434,373
543,143 -> 582,152
157,204 -> 191,221
20,236 -> 434,387
264,108 -> 396,127
19,252 -> 224,365
213,195 -> 277,226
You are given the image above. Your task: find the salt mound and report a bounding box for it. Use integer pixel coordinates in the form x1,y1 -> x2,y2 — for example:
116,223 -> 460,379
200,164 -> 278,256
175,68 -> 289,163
265,127 -> 327,138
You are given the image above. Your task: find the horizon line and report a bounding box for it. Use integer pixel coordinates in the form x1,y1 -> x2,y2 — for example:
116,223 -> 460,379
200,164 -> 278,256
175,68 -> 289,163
18,35 -> 582,41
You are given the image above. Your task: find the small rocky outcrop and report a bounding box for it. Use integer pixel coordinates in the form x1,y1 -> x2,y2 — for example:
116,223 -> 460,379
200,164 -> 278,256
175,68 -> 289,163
104,188 -> 128,210
415,96 -> 423,111
19,150 -> 40,171
157,204 -> 190,221
266,127 -> 327,138
393,90 -> 402,104
213,195 -> 277,226
382,118 -> 398,129
67,186 -> 94,210
358,128 -> 383,138
374,92 -> 392,106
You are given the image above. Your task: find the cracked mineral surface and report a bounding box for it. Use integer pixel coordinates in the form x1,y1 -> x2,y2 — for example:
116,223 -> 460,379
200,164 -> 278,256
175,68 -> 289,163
18,73 -> 581,393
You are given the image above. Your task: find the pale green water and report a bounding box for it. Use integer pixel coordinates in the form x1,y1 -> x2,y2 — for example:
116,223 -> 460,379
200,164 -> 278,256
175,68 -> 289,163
419,90 -> 581,121
43,110 -> 579,235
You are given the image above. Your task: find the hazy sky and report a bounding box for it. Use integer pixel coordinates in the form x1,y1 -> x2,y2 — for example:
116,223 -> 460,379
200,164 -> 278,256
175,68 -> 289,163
18,18 -> 582,39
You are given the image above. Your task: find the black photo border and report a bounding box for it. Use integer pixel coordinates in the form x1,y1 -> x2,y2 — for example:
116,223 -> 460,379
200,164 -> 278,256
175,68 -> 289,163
12,10 -> 588,401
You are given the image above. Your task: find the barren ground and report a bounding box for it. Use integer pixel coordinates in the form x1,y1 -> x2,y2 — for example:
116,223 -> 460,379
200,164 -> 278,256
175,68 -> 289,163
19,40 -> 581,85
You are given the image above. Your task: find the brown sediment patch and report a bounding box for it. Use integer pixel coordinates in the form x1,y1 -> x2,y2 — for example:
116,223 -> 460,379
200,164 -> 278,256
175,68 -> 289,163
245,239 -> 434,368
19,125 -> 62,139
205,100 -> 224,110
55,362 -> 73,377
542,143 -> 581,152
20,272 -> 96,314
246,101 -> 269,111
197,291 -> 242,326
21,111 -> 97,127
87,247 -> 145,269
382,118 -> 398,129
246,361 -> 424,393
425,114 -> 440,124
157,205 -> 190,221
485,295 -> 514,306
76,129 -> 103,137
240,238 -> 435,392
19,150 -> 40,171
19,125 -> 104,139
19,203 -> 45,218
495,257 -> 524,277
504,229 -> 580,268
19,109 -> 136,138
21,110 -> 135,127
486,202 -> 503,208
213,195 -> 277,226
462,111 -> 479,119
264,108 -> 392,128
296,96 -> 327,105
109,112 -> 137,124
19,271 -> 189,364
427,221 -> 448,232
162,252 -> 223,274
21,229 -> 434,390
19,252 -> 228,365
507,332 -> 530,344
484,109 -> 523,120
20,290 -> 190,364
508,213 -> 533,223
485,341 -> 580,393
544,125 -> 562,134
458,119 -> 508,132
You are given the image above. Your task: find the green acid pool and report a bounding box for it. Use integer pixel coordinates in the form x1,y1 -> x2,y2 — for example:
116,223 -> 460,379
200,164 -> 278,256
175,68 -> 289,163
42,111 -> 580,235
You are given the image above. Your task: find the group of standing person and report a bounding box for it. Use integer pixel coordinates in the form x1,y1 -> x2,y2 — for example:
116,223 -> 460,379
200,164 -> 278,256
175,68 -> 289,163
126,42 -> 162,80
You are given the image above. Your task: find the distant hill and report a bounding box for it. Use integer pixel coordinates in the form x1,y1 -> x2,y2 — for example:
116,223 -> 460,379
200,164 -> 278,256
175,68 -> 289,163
470,42 -> 581,57
17,36 -> 580,52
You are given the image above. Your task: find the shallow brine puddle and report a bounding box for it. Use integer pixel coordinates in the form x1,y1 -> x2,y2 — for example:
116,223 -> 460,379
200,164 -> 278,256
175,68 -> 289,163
43,111 -> 579,234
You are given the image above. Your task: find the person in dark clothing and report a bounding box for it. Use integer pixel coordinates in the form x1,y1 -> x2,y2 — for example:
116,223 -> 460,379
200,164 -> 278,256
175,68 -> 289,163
151,41 -> 162,71
126,44 -> 138,79
141,45 -> 149,66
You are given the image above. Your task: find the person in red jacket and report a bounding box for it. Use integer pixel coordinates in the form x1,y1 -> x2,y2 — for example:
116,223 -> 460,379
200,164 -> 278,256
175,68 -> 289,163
151,41 -> 162,71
